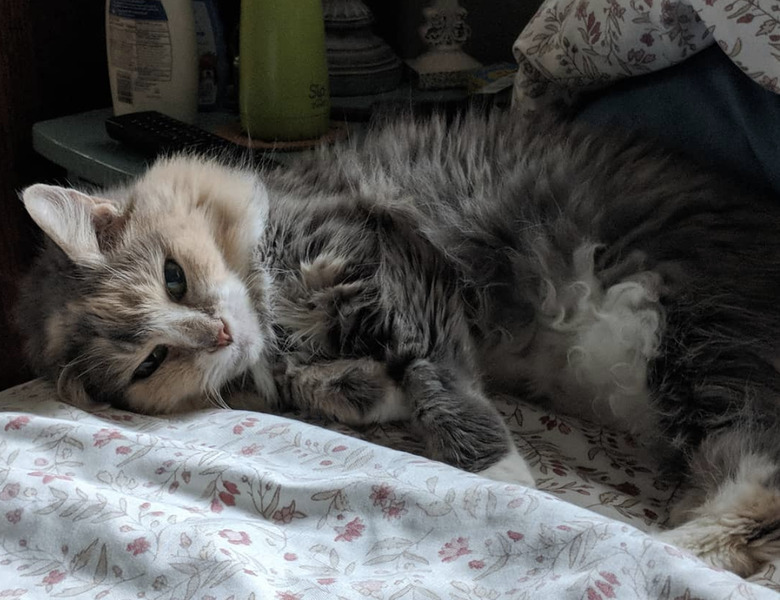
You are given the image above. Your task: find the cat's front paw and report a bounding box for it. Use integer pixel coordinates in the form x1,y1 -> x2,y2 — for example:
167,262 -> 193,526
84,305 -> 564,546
478,447 -> 535,487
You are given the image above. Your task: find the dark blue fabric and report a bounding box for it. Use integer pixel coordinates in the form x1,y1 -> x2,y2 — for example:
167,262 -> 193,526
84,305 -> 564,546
575,45 -> 780,195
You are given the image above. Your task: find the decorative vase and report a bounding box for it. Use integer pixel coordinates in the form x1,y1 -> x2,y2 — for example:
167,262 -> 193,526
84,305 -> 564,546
322,0 -> 403,96
406,0 -> 481,90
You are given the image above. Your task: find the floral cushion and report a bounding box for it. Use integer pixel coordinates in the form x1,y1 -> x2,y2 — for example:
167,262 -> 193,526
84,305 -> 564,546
512,0 -> 780,111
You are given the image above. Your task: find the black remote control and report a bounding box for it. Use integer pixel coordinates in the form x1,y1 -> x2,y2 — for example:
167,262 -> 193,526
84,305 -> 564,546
105,111 -> 281,168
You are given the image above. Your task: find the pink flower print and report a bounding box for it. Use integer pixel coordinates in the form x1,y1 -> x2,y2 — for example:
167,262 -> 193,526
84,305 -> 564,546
28,472 -> 72,485
640,32 -> 654,46
283,553 -> 297,561
115,446 -> 131,455
599,571 -> 619,585
370,483 -> 393,506
241,443 -> 261,455
615,482 -> 640,497
126,537 -> 151,556
218,529 -> 252,545
332,445 -> 347,452
318,578 -> 336,585
438,537 -> 471,562
382,499 -> 407,520
42,569 -> 66,585
218,491 -> 236,506
6,509 -> 22,524
468,560 -> 485,569
92,428 -> 122,447
587,588 -> 601,600
4,416 -> 29,431
223,481 -> 240,495
596,579 -> 616,598
272,501 -> 305,524
334,517 -> 365,542
275,593 -> 301,600
0,483 -> 20,500
210,498 -> 223,513
507,530 -> 524,541
233,425 -> 244,435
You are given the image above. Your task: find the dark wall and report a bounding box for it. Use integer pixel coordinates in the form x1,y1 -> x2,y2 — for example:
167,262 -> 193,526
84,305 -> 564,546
0,0 -> 110,390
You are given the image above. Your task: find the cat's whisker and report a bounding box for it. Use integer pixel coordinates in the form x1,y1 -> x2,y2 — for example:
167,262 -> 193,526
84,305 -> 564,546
205,386 -> 229,410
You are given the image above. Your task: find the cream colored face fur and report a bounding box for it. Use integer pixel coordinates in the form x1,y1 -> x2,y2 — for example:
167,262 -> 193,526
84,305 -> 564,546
21,157 -> 270,414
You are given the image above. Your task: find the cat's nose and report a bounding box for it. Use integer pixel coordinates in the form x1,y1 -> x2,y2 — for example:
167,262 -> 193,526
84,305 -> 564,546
215,319 -> 233,348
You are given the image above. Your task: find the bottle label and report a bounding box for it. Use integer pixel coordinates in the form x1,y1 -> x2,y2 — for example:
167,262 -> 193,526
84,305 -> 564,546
109,0 -> 167,20
108,0 -> 172,103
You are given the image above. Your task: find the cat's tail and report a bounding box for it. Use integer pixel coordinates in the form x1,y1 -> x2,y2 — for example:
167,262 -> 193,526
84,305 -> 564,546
658,425 -> 780,577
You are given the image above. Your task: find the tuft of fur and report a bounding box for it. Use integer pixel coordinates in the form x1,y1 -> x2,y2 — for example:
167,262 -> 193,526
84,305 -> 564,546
17,109 -> 780,580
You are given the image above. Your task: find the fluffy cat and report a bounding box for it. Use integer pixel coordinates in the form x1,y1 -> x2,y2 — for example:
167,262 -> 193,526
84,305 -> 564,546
16,109 -> 780,579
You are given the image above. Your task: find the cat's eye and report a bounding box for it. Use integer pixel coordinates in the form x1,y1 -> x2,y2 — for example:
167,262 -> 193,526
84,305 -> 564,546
164,259 -> 187,301
132,345 -> 168,381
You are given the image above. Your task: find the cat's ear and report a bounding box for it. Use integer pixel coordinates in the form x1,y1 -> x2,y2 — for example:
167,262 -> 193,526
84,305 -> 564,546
21,184 -> 125,264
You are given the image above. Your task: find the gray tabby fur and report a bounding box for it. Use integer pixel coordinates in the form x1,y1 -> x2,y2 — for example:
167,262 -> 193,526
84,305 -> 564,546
16,109 -> 780,579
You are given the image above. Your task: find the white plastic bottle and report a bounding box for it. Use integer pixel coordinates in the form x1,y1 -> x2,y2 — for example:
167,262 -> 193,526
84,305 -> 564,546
106,0 -> 198,123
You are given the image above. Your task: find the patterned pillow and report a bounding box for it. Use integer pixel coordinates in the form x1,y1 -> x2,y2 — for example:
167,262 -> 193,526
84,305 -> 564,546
512,0 -> 780,111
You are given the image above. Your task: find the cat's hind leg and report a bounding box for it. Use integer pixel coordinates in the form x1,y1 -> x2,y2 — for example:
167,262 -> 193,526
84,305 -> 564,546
658,428 -> 780,577
400,358 -> 535,487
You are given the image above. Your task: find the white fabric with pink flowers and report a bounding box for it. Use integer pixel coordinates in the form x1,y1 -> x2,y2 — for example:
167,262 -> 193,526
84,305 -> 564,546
0,379 -> 777,599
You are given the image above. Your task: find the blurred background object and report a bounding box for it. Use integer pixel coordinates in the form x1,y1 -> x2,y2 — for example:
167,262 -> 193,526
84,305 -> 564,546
323,0 -> 403,96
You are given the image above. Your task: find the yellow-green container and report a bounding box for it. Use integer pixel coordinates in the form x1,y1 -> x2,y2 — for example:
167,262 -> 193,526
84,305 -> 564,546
239,0 -> 330,141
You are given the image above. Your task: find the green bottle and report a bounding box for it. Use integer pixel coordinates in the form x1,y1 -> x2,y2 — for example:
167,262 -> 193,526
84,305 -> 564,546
239,0 -> 330,141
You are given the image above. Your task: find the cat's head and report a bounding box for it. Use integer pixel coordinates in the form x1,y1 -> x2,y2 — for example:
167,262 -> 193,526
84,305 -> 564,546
18,156 -> 272,414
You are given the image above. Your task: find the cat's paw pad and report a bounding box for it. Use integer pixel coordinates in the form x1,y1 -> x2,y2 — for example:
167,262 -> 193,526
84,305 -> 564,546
478,448 -> 535,488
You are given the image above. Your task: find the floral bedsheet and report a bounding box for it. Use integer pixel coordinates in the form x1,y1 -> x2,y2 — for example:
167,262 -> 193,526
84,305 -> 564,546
0,379 -> 778,599
512,0 -> 780,111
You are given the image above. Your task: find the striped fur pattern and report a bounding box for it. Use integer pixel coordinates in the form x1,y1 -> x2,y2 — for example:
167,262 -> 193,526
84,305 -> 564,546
17,110 -> 780,578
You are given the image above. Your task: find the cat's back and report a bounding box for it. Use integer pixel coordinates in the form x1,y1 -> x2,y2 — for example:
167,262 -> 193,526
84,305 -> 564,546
266,109 -> 780,292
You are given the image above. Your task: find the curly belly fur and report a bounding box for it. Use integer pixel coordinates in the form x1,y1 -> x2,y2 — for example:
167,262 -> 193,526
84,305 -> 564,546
481,244 -> 664,434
